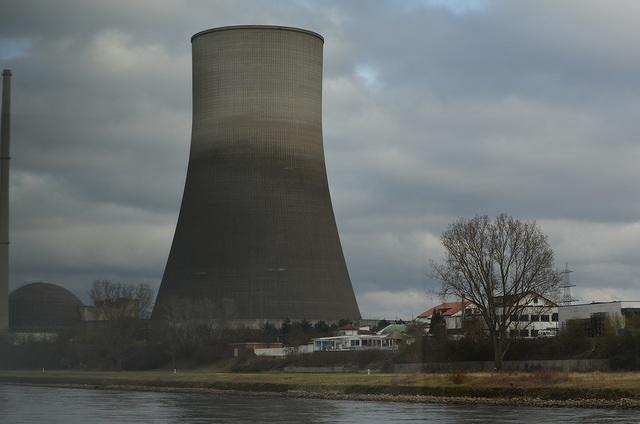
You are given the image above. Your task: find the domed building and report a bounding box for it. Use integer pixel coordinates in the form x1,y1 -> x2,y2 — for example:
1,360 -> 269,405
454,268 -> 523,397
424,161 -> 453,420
9,282 -> 83,334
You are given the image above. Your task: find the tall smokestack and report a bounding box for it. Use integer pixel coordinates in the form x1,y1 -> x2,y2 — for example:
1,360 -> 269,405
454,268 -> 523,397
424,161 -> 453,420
0,69 -> 11,334
153,26 -> 360,326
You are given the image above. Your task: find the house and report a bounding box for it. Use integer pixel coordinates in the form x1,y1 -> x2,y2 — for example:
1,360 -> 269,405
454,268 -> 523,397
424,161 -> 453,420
312,325 -> 400,352
493,293 -> 559,338
416,294 -> 559,338
415,301 -> 478,335
230,342 -> 285,357
336,324 -> 360,336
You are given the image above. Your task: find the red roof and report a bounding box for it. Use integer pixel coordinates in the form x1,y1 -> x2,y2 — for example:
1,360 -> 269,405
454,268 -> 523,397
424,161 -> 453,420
417,301 -> 470,319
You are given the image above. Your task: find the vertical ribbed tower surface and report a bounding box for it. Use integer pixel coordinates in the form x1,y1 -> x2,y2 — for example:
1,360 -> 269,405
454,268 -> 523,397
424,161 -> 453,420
153,26 -> 360,325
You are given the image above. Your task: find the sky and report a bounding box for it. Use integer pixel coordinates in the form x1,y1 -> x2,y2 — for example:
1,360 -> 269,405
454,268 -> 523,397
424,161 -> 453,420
1,0 -> 639,320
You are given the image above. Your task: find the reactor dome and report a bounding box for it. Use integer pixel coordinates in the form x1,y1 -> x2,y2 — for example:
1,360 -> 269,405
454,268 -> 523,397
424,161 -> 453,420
9,282 -> 82,332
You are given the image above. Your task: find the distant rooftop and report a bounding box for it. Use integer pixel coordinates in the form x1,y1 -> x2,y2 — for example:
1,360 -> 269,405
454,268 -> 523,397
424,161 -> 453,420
417,301 -> 470,319
377,323 -> 407,335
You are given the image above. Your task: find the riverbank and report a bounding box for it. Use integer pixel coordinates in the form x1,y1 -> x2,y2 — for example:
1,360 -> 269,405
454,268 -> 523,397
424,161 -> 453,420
1,370 -> 639,409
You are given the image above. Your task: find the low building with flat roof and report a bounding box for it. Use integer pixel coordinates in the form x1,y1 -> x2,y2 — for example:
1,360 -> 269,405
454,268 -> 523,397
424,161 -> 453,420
558,301 -> 640,336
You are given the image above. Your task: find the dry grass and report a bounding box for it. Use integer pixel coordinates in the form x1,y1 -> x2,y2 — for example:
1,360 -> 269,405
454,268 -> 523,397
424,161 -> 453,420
448,369 -> 469,385
468,370 -> 570,388
0,369 -> 639,393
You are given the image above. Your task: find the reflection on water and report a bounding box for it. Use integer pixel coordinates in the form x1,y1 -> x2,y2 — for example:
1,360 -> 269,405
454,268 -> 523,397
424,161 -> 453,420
0,384 -> 637,424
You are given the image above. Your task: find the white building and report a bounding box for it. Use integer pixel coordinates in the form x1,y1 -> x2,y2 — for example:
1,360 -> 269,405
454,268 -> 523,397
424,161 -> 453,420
416,294 -> 559,338
312,325 -> 401,352
312,334 -> 399,352
494,294 -> 559,338
558,301 -> 640,336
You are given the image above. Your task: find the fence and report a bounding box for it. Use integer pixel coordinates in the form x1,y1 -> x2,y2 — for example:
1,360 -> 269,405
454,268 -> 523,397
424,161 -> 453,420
393,359 -> 610,373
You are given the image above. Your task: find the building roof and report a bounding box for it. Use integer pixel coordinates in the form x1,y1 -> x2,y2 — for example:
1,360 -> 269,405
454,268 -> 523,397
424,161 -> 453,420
339,324 -> 359,331
314,334 -> 392,341
385,331 -> 407,340
492,292 -> 557,307
377,323 -> 407,335
9,282 -> 83,332
417,301 -> 470,319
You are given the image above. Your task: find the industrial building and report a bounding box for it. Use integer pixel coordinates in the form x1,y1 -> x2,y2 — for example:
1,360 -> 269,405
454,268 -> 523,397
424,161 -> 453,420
153,26 -> 360,327
558,301 -> 640,336
9,282 -> 82,338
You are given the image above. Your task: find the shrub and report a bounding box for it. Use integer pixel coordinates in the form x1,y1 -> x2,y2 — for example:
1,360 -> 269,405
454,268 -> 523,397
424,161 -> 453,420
529,369 -> 569,385
449,369 -> 468,385
230,356 -> 285,372
558,320 -> 591,355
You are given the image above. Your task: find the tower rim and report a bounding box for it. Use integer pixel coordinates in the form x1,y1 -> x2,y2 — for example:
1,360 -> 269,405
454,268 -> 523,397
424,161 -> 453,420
191,25 -> 324,43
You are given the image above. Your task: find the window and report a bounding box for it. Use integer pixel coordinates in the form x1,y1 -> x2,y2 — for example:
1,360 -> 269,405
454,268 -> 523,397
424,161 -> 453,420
531,330 -> 539,337
533,297 -> 539,304
530,315 -> 540,322
519,329 -> 529,338
519,314 -> 529,322
540,315 -> 550,322
551,313 -> 558,322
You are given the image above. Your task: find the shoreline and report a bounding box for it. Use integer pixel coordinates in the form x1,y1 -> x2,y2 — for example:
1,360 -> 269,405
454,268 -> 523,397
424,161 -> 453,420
2,376 -> 640,409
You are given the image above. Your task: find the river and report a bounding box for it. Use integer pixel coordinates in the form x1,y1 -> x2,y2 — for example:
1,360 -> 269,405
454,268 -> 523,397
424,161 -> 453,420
0,384 -> 638,423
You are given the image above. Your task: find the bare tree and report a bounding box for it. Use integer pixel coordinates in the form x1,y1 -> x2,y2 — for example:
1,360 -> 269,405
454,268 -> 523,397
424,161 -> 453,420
154,297 -> 229,369
87,280 -> 155,368
432,214 -> 561,370
89,280 -> 154,320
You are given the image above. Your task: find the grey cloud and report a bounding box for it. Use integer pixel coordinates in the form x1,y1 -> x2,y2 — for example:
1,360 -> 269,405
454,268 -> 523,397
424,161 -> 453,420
1,0 -> 639,316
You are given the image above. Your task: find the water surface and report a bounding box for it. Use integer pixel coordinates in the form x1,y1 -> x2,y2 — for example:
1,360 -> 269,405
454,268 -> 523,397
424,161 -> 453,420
0,384 -> 637,423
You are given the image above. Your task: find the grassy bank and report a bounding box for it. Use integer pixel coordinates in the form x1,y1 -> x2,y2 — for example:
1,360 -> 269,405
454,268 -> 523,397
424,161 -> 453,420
1,369 -> 640,407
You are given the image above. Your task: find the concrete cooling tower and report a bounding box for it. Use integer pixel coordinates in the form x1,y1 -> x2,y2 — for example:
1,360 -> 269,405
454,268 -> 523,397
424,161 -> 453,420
153,26 -> 360,326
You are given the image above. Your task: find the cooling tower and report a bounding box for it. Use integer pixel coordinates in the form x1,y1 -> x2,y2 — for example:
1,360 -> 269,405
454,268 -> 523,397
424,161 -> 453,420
153,26 -> 360,326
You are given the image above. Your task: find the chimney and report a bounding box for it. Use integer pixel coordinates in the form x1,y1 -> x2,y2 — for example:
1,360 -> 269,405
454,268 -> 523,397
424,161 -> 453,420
0,69 -> 11,334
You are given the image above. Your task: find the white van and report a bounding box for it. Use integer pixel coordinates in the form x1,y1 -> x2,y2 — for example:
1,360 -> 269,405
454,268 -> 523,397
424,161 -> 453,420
537,329 -> 557,338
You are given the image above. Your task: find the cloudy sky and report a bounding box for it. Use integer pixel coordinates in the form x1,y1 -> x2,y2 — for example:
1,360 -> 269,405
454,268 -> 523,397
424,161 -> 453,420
1,0 -> 639,319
